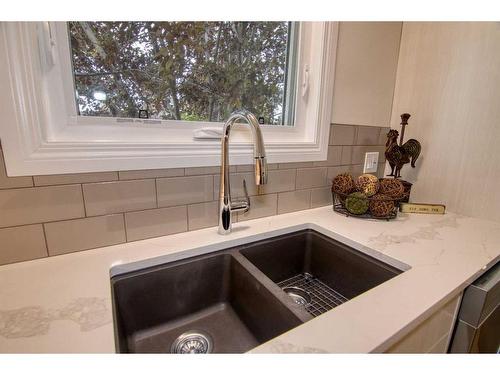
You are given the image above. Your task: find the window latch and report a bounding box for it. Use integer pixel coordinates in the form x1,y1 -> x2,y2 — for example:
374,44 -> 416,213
36,22 -> 56,71
301,64 -> 310,99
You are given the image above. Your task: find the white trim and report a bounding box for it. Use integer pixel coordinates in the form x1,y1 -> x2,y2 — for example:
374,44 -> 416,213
0,22 -> 338,176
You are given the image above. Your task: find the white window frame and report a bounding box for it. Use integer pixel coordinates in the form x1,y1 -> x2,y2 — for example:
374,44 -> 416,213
0,22 -> 338,176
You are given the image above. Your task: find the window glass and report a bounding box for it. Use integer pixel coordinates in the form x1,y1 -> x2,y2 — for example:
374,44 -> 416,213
68,22 -> 295,125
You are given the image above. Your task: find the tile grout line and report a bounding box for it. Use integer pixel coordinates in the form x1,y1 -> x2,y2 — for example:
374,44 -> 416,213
0,185 -> 37,191
0,183 -> 85,191
80,184 -> 88,217
273,193 -> 278,216
353,126 -> 359,145
122,213 -> 129,242
41,223 -> 50,257
154,178 -> 159,208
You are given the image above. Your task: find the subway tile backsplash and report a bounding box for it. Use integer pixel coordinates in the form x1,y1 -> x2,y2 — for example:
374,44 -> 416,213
157,175 -> 214,207
124,206 -> 188,241
0,224 -> 47,265
83,179 -> 157,216
33,171 -> 119,186
295,167 -> 328,189
329,124 -> 356,145
0,185 -> 85,228
0,124 -> 389,265
44,214 -> 126,256
277,190 -> 312,214
118,168 -> 184,180
355,126 -> 382,145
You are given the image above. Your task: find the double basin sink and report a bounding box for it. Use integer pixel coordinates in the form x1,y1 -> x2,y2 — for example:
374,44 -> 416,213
111,229 -> 404,353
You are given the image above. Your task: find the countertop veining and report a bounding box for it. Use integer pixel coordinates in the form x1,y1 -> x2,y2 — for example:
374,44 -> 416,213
0,206 -> 499,353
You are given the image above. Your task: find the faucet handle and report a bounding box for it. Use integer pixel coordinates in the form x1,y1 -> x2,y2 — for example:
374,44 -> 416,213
231,179 -> 250,213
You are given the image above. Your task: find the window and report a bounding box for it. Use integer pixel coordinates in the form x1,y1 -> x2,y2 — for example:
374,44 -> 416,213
68,22 -> 297,126
0,22 -> 337,176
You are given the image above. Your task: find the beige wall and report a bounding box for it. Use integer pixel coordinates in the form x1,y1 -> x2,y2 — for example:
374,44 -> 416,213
391,22 -> 500,222
331,22 -> 402,127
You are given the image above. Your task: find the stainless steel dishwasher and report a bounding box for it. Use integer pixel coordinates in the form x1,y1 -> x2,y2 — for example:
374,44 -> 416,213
449,261 -> 499,353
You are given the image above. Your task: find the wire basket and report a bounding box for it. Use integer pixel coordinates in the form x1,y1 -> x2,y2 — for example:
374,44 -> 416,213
331,189 -> 399,221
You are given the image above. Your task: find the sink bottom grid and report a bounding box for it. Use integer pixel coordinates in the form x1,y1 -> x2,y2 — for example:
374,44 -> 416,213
277,273 -> 349,317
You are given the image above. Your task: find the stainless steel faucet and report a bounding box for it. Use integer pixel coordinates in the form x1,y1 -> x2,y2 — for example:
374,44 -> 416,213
218,110 -> 268,234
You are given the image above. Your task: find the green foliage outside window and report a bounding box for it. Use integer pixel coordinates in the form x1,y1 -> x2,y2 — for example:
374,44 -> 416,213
69,21 -> 291,125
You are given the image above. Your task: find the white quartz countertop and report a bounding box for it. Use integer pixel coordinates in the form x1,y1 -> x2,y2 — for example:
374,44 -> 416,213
0,206 -> 499,353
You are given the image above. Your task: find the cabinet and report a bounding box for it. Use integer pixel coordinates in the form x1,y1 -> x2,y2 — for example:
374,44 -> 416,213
331,22 -> 402,127
386,293 -> 462,353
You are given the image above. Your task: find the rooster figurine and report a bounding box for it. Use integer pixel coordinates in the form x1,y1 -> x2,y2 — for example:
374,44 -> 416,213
385,113 -> 421,178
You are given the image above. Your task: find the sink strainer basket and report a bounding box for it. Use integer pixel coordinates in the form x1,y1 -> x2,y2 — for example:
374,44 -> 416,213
171,330 -> 213,354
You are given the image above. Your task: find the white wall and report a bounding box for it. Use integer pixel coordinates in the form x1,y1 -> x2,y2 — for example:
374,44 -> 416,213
390,22 -> 500,222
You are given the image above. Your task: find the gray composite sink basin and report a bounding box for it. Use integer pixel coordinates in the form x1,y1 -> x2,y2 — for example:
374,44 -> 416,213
240,229 -> 402,315
111,253 -> 305,353
111,229 -> 404,353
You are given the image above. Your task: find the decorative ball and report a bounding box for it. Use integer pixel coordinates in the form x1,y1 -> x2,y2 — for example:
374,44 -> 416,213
345,192 -> 369,215
379,178 -> 405,200
331,173 -> 355,195
356,174 -> 380,197
369,193 -> 395,217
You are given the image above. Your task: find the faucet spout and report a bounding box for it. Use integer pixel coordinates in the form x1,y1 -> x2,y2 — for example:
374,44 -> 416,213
218,110 -> 268,235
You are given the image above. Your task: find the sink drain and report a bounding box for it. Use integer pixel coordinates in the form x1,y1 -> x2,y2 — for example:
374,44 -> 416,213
283,286 -> 312,306
171,330 -> 213,354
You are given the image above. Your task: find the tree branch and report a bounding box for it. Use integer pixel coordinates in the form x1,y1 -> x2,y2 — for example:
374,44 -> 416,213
79,22 -> 107,60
